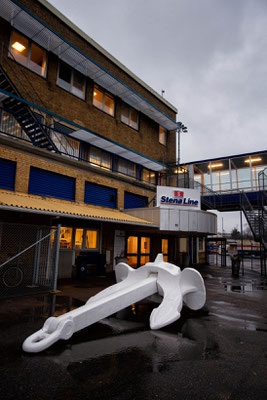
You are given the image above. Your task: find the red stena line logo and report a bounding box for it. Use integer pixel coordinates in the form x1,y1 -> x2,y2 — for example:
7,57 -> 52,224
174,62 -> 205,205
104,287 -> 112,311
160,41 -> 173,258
160,190 -> 199,206
174,190 -> 184,198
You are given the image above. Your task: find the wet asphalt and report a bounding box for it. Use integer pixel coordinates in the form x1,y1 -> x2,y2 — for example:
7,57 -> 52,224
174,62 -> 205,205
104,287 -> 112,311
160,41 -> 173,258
0,262 -> 267,400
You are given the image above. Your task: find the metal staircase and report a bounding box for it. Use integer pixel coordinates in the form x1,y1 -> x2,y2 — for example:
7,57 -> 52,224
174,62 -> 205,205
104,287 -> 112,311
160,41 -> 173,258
241,192 -> 266,248
0,65 -> 58,151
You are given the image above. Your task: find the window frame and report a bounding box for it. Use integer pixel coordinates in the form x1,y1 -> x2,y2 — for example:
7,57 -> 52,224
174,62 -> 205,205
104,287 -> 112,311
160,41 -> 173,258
142,168 -> 156,184
57,60 -> 86,100
116,157 -> 137,179
9,30 -> 47,78
126,235 -> 151,268
121,103 -> 139,130
74,228 -> 99,250
89,146 -> 112,170
93,85 -> 115,117
159,125 -> 167,146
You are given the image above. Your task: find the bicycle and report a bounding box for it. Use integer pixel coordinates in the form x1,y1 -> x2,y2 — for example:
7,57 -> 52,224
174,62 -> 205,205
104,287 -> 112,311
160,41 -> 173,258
1,265 -> 24,288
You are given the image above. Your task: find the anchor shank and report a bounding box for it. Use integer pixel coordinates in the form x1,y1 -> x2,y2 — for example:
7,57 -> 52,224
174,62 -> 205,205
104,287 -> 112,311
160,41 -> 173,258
58,274 -> 158,333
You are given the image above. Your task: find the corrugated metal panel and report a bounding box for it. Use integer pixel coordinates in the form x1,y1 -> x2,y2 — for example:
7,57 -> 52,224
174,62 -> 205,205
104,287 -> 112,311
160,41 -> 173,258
124,192 -> 148,209
0,158 -> 16,191
0,189 -> 154,225
84,182 -> 117,209
28,167 -> 75,201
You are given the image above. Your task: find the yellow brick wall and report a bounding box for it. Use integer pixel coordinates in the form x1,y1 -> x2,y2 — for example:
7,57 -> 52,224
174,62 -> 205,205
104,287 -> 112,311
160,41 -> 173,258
0,1 -> 177,164
0,143 -> 156,208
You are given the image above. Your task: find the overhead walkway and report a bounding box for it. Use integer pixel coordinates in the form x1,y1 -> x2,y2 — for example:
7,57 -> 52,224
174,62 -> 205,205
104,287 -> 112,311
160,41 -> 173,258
180,152 -> 267,273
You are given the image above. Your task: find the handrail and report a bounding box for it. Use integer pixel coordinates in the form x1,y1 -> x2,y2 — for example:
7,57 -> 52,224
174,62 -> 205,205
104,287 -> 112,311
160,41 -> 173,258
0,106 -> 72,154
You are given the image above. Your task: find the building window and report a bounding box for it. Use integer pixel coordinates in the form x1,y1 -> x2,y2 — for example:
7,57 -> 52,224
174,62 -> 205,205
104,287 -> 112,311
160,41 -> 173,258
143,168 -> 156,184
117,158 -> 136,178
161,239 -> 169,262
89,146 -> 112,170
60,227 -> 98,250
10,31 -> 47,77
59,227 -> 73,248
57,61 -> 86,99
93,86 -> 114,116
85,230 -> 98,249
51,123 -> 80,159
121,103 -> 139,130
159,126 -> 167,146
74,229 -> 98,249
126,236 -> 151,268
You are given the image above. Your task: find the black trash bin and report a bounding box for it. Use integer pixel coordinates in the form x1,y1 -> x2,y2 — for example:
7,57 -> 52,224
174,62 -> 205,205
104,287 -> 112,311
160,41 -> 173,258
76,256 -> 88,281
97,254 -> 106,276
231,256 -> 240,278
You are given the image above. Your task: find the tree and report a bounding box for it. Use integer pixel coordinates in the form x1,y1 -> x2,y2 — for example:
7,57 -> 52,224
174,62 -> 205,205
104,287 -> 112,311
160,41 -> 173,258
231,227 -> 241,239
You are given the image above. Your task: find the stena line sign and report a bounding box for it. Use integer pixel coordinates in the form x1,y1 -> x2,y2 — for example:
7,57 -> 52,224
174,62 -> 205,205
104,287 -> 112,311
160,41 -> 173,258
156,186 -> 200,210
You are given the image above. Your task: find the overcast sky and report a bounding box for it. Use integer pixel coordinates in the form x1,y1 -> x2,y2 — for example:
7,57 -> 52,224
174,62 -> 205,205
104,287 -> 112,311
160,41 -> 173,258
48,0 -> 267,232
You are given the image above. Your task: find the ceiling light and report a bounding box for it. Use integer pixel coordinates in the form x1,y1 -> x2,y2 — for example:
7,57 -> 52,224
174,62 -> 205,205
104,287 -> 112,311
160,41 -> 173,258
208,163 -> 223,169
12,41 -> 26,52
244,157 -> 262,163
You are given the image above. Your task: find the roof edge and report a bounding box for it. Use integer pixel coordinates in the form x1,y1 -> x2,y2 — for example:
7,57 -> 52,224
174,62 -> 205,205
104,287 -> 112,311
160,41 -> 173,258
182,149 -> 267,166
37,0 -> 177,114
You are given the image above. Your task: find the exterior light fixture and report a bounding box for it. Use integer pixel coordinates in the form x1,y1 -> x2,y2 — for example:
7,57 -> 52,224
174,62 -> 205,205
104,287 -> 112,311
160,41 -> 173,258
11,41 -> 26,52
244,157 -> 262,163
208,163 -> 223,169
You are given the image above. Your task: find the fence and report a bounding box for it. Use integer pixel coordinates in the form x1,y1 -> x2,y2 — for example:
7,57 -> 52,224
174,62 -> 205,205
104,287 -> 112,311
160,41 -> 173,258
0,222 -> 60,299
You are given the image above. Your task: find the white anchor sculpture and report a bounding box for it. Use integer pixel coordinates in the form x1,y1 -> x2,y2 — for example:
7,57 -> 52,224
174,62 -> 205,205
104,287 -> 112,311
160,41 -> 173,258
22,254 -> 206,353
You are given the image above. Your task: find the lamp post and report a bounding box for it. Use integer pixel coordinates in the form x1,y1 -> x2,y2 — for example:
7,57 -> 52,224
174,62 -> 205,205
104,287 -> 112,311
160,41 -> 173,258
176,122 -> 188,186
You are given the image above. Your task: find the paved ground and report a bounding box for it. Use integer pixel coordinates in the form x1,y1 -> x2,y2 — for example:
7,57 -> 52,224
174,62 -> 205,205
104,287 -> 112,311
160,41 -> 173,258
0,263 -> 267,400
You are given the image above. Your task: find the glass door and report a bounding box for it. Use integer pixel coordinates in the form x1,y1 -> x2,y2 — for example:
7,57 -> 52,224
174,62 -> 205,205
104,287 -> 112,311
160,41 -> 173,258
126,236 -> 151,268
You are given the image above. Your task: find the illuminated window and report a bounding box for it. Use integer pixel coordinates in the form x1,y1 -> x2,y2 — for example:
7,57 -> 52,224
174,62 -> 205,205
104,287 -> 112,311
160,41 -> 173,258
126,256 -> 138,268
29,43 -> 46,76
159,126 -> 167,146
57,61 -> 86,99
127,236 -> 138,254
89,147 -> 112,170
10,31 -> 46,77
93,86 -> 114,116
121,103 -> 139,130
74,229 -> 83,249
143,168 -> 156,184
60,227 -> 73,248
126,236 -> 151,268
161,239 -> 168,262
85,230 -> 98,249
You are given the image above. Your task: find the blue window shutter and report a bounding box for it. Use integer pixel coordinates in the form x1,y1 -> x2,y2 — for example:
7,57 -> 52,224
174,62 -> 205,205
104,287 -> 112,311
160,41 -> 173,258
0,158 -> 16,190
124,192 -> 148,209
29,167 -> 75,201
84,182 -> 117,208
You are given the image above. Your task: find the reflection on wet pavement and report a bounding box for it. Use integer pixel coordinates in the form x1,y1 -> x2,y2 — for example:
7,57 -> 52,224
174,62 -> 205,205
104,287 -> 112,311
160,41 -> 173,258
1,264 -> 267,400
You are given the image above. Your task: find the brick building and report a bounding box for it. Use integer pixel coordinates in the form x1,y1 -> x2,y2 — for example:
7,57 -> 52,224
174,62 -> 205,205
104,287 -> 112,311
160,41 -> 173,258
0,0 -> 216,292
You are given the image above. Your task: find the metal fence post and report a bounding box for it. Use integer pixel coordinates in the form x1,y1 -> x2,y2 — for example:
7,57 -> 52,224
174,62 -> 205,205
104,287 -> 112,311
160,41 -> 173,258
32,228 -> 42,285
52,224 -> 61,293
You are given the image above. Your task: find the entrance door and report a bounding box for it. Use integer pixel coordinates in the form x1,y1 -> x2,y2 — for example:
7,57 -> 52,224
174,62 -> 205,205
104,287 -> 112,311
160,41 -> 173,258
126,236 -> 151,268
